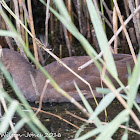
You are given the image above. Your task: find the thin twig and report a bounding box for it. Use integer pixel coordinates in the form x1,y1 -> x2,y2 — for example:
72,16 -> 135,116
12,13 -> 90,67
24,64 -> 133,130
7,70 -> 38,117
66,111 -> 140,135
99,11 -> 113,30
20,104 -> 80,130
102,0 -> 113,23
62,25 -> 72,56
76,0 -> 83,34
35,79 -> 50,115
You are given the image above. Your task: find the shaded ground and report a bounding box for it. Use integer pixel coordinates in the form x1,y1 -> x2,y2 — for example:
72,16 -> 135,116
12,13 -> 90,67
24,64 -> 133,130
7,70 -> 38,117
1,91 -> 139,140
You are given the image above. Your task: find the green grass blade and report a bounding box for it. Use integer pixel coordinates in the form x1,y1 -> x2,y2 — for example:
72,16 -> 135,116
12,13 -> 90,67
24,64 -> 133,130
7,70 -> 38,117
96,110 -> 129,140
89,86 -> 124,122
0,100 -> 18,133
89,92 -> 116,122
127,52 -> 140,108
0,30 -> 17,37
74,81 -> 94,114
2,119 -> 26,140
75,127 -> 103,140
86,0 -> 118,78
74,82 -> 103,128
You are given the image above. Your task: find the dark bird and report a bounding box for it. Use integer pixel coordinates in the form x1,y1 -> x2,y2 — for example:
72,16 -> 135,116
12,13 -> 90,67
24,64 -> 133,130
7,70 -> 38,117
1,48 -> 139,103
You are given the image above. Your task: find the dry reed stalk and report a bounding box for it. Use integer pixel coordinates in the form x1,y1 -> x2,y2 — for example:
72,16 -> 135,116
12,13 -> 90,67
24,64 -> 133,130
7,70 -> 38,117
129,27 -> 137,45
91,29 -> 100,53
62,25 -> 72,56
54,14 -> 58,47
99,11 -> 113,30
1,17 -> 14,49
27,0 -> 39,68
13,0 -> 20,33
0,2 -> 27,59
123,0 -> 130,17
76,0 -> 83,34
135,0 -> 140,30
12,0 -> 27,57
60,23 -> 64,43
113,7 -> 118,54
113,0 -> 137,64
20,0 -> 30,26
50,1 -> 54,39
86,5 -> 91,41
128,0 -> 140,47
81,1 -> 88,35
102,0 -> 113,23
67,0 -> 73,43
18,0 -> 25,42
5,36 -> 13,49
45,0 -> 50,47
